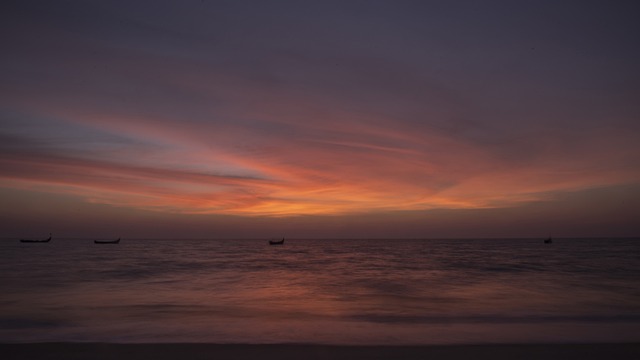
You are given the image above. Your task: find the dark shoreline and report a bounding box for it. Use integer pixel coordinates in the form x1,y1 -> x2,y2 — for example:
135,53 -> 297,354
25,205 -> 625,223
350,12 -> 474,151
3,343 -> 640,360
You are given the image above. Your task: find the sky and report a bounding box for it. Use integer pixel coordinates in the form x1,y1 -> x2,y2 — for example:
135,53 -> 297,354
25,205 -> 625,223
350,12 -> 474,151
1,0 -> 639,239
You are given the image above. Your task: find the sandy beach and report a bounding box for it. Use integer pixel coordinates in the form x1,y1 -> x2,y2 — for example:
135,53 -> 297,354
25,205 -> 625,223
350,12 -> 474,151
3,343 -> 640,360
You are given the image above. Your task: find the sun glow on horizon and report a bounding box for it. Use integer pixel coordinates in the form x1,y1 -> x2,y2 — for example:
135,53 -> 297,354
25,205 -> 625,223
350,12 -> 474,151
1,111 -> 637,218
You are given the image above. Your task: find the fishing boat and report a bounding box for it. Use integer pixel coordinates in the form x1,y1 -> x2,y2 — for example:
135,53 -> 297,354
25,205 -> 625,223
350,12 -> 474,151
544,237 -> 553,244
94,238 -> 121,244
269,238 -> 284,245
20,233 -> 52,243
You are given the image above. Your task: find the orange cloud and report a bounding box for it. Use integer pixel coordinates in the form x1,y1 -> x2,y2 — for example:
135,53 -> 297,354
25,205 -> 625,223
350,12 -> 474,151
2,109 -> 638,218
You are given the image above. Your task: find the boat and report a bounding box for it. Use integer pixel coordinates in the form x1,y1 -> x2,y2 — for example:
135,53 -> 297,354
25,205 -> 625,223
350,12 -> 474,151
20,233 -> 52,243
94,238 -> 121,244
544,237 -> 553,244
269,238 -> 284,245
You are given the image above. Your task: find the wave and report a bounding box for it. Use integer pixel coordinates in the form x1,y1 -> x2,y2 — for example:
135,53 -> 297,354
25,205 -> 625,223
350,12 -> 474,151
347,313 -> 640,324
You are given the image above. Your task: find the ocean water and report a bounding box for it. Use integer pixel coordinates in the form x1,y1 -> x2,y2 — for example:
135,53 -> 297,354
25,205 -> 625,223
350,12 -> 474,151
1,238 -> 639,345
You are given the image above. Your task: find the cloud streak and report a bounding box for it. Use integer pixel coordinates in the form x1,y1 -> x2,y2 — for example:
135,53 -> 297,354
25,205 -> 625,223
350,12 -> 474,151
1,109 -> 637,217
0,0 -> 639,233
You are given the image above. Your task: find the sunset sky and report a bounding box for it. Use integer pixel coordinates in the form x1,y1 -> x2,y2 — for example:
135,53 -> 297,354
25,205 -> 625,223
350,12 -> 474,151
1,0 -> 639,239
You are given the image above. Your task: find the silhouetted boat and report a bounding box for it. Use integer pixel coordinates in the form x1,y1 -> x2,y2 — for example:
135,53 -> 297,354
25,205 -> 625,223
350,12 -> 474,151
544,237 -> 553,244
94,238 -> 120,244
20,233 -> 52,243
269,238 -> 284,245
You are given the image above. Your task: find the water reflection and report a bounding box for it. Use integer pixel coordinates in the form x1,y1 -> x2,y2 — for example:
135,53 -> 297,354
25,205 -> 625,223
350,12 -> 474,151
1,238 -> 639,344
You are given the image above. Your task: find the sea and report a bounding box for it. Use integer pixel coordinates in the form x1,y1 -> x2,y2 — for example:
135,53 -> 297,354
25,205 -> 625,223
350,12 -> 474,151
1,238 -> 639,345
